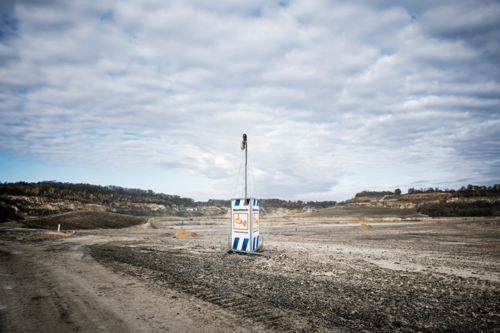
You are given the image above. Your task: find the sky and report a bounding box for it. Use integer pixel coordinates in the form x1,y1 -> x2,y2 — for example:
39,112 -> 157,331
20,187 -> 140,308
0,0 -> 499,202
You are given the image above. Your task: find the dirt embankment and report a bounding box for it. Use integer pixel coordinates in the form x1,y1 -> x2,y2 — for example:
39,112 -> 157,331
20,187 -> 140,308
345,196 -> 379,206
400,193 -> 451,201
344,192 -> 500,211
20,211 -> 148,230
300,205 -> 419,218
0,194 -> 230,221
345,191 -> 393,206
1,194 -> 326,222
0,230 -> 76,242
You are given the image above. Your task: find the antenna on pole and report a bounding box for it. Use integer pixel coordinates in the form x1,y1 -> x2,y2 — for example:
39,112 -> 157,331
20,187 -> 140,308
241,134 -> 247,198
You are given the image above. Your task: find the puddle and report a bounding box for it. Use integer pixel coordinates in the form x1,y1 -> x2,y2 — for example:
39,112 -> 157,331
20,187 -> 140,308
0,304 -> 6,310
4,286 -> 13,290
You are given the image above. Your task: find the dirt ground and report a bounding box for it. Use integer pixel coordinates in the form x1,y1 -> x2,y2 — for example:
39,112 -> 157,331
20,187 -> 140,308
301,205 -> 419,218
21,211 -> 148,230
1,218 -> 499,333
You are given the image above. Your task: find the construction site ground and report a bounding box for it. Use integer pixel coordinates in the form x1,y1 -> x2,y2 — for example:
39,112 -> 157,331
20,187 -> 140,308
1,218 -> 500,332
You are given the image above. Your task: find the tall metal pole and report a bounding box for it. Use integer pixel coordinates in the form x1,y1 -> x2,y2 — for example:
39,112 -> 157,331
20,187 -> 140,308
244,134 -> 248,198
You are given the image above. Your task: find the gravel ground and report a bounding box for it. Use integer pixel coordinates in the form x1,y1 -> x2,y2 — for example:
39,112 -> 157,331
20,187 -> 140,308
88,219 -> 500,332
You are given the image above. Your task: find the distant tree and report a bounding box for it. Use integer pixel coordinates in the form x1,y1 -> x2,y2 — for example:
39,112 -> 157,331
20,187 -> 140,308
395,188 -> 402,195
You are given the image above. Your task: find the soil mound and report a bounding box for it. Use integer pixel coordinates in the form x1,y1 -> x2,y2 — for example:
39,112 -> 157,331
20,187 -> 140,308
358,223 -> 371,229
172,227 -> 199,238
436,220 -> 442,225
132,218 -> 165,230
21,211 -> 147,230
172,228 -> 189,238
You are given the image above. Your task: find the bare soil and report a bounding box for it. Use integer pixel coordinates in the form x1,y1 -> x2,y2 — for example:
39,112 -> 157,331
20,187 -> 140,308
301,206 -> 419,218
0,230 -> 76,242
20,211 -> 148,230
1,218 -> 500,332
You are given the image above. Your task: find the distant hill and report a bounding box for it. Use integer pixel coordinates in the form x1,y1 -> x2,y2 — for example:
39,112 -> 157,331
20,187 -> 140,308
345,185 -> 500,217
345,191 -> 393,205
0,181 -> 195,206
0,181 -> 336,222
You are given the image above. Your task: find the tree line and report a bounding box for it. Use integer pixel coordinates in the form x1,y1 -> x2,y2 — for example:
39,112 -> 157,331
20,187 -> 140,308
355,191 -> 394,198
0,181 -> 337,209
407,184 -> 500,197
418,201 -> 500,217
0,181 -> 195,206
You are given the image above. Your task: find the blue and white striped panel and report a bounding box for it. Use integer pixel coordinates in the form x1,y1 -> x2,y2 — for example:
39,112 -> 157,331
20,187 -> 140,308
241,238 -> 249,251
232,237 -> 239,250
233,237 -> 250,251
252,235 -> 260,251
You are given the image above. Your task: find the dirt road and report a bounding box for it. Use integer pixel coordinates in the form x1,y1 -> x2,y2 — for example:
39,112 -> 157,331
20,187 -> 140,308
0,236 -> 266,333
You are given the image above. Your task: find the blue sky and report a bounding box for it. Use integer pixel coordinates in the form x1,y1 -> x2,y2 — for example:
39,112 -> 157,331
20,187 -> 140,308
0,0 -> 499,201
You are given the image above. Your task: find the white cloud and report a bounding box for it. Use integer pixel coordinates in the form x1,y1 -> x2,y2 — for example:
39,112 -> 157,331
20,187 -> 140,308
0,0 -> 499,201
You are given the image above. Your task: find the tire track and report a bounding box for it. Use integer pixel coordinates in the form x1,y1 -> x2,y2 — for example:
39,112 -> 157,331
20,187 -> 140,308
89,244 -> 350,332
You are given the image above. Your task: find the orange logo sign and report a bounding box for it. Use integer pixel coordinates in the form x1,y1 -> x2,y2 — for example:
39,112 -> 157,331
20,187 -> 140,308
233,213 -> 249,231
253,213 -> 259,230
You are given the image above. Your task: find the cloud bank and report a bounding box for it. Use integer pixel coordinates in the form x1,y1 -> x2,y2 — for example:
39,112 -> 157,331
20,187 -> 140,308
1,0 -> 499,201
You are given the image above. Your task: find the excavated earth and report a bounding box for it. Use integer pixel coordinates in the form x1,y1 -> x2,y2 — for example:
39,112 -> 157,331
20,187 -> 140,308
1,219 -> 500,332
